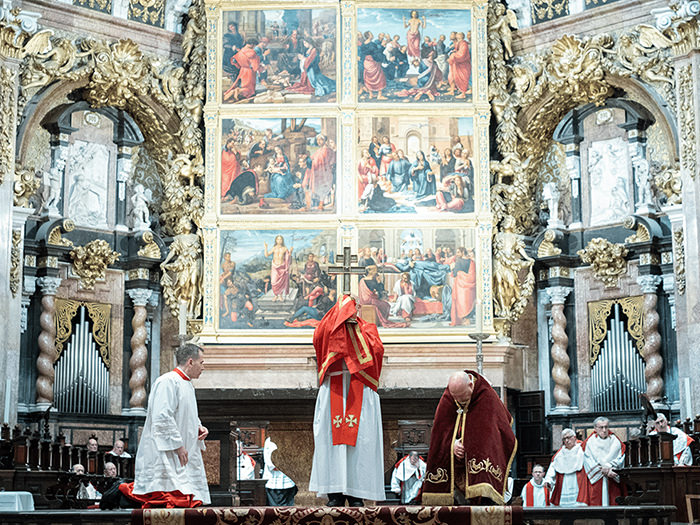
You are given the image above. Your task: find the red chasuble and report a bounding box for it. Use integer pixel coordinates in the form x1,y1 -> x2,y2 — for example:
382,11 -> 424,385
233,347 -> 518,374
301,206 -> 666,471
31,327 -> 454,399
422,370 -> 516,505
313,295 -> 384,446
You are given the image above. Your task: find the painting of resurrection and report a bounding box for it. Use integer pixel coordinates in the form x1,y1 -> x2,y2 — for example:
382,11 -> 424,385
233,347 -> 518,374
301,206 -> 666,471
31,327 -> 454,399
221,117 -> 337,214
357,116 -> 474,214
219,229 -> 337,329
221,9 -> 336,104
357,9 -> 472,102
356,228 -> 476,329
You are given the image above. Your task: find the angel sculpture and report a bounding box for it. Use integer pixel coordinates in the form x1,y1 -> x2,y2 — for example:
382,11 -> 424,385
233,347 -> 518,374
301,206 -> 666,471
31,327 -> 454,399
493,215 -> 534,318
491,4 -> 518,60
130,184 -> 152,231
160,217 -> 203,318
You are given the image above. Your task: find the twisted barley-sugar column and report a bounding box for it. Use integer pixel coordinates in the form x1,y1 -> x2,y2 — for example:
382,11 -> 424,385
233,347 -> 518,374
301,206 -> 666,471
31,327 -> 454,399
127,289 -> 152,410
638,275 -> 663,401
546,287 -> 573,409
36,277 -> 62,404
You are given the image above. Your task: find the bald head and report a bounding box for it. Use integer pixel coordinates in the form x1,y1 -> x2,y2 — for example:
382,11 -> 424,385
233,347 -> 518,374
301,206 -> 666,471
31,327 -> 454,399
448,371 -> 474,404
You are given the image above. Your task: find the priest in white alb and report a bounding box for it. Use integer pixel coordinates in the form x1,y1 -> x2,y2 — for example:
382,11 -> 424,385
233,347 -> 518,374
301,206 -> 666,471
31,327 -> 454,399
520,464 -> 550,507
120,344 -> 210,507
545,428 -> 587,506
237,441 -> 256,480
391,451 -> 426,504
309,295 -> 385,506
582,417 -> 625,506
649,413 -> 693,465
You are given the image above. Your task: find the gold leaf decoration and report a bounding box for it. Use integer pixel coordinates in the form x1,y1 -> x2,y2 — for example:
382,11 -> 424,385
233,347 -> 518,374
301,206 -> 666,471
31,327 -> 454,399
537,229 -> 562,257
138,231 -> 161,259
128,0 -> 165,28
10,230 -> 21,297
55,298 -> 111,369
69,239 -> 120,289
72,0 -> 112,14
577,238 -> 629,288
531,0 -> 569,24
13,165 -> 41,208
47,220 -> 75,247
588,296 -> 644,366
674,228 -> 686,295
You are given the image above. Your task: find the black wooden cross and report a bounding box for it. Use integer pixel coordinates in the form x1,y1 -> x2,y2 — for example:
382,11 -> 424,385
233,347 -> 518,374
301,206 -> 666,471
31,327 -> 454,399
328,246 -> 365,295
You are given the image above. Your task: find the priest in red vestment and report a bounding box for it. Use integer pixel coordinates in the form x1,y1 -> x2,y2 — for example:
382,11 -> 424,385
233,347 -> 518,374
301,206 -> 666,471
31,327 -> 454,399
422,370 -> 516,505
309,295 -> 386,506
582,417 -> 625,506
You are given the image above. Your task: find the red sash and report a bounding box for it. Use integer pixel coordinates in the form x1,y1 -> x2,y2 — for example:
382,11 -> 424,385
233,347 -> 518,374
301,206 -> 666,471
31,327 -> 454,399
525,480 -> 550,506
330,373 -> 364,446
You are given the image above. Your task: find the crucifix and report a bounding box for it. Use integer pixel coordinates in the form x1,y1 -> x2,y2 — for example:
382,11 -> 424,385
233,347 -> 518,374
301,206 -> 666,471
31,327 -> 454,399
328,246 -> 365,295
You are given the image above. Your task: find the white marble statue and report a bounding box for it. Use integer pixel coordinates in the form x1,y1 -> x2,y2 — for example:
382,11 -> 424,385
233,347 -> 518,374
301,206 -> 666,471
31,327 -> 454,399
632,157 -> 655,211
38,151 -> 66,216
130,184 -> 151,231
542,181 -> 563,228
588,138 -> 630,226
66,141 -> 109,229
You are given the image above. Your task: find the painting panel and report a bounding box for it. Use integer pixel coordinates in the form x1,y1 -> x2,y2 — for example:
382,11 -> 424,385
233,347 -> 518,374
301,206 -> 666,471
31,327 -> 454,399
222,8 -> 337,104
357,116 -> 474,215
357,227 -> 477,330
219,229 -> 337,330
357,8 -> 472,103
221,117 -> 337,215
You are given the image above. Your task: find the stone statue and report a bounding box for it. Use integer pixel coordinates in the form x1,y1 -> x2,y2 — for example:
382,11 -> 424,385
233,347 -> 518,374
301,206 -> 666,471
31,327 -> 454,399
160,217 -> 203,318
633,157 -> 655,210
542,181 -> 563,228
130,184 -> 151,231
493,215 -> 535,319
38,152 -> 66,216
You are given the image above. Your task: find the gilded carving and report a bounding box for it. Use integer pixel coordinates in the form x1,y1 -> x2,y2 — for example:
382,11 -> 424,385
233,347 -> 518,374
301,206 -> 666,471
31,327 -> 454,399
0,66 -> 16,187
10,230 -> 21,297
73,0 -> 112,14
674,228 -> 686,295
13,165 -> 41,208
138,231 -> 161,259
678,64 -> 697,180
160,217 -> 202,319
128,0 -> 165,28
55,298 -> 111,368
588,296 -> 644,366
537,229 -> 562,257
531,0 -> 568,24
69,239 -> 120,289
493,216 -> 535,324
577,238 -> 629,288
47,220 -> 75,247
623,216 -> 651,244
654,165 -> 682,205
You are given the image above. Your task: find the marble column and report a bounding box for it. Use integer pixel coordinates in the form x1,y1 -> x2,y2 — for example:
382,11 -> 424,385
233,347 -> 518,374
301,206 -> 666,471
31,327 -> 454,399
545,286 -> 574,412
564,143 -> 583,228
35,276 -> 62,409
637,275 -> 663,402
126,288 -> 152,415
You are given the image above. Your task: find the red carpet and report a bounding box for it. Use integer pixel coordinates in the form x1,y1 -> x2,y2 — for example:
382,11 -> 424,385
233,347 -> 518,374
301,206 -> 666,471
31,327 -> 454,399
131,505 -> 522,525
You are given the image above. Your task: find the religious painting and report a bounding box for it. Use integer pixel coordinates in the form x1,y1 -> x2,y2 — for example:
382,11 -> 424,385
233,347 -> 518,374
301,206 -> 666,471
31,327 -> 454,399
357,115 -> 474,214
357,8 -> 472,103
221,8 -> 337,104
218,228 -> 337,330
357,227 -> 477,329
220,117 -> 337,215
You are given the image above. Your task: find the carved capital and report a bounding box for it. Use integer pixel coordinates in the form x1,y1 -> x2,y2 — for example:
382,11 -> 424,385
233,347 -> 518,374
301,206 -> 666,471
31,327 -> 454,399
545,286 -> 573,305
127,288 -> 153,307
36,276 -> 61,296
637,274 -> 662,294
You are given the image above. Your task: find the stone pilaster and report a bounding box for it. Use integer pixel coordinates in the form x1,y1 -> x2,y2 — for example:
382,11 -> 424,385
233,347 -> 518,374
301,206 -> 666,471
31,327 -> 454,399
126,288 -> 152,415
35,276 -> 62,409
564,143 -> 583,228
545,286 -> 574,412
637,274 -> 663,402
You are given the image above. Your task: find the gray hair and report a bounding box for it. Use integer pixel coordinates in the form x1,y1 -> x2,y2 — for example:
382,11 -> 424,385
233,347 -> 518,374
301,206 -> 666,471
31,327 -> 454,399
562,428 -> 576,439
175,343 -> 203,365
656,413 -> 668,423
593,416 -> 609,427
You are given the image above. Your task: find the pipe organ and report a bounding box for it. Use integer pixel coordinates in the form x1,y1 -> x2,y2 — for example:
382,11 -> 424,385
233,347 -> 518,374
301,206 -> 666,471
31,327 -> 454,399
54,303 -> 110,414
591,302 -> 646,412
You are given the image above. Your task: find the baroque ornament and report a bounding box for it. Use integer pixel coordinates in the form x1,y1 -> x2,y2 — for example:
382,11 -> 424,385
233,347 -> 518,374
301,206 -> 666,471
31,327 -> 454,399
577,238 -> 629,288
674,228 -> 686,295
16,0 -> 207,320
13,165 -> 41,207
654,164 -> 682,204
678,64 -> 697,180
10,230 -> 21,297
69,239 -> 120,289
